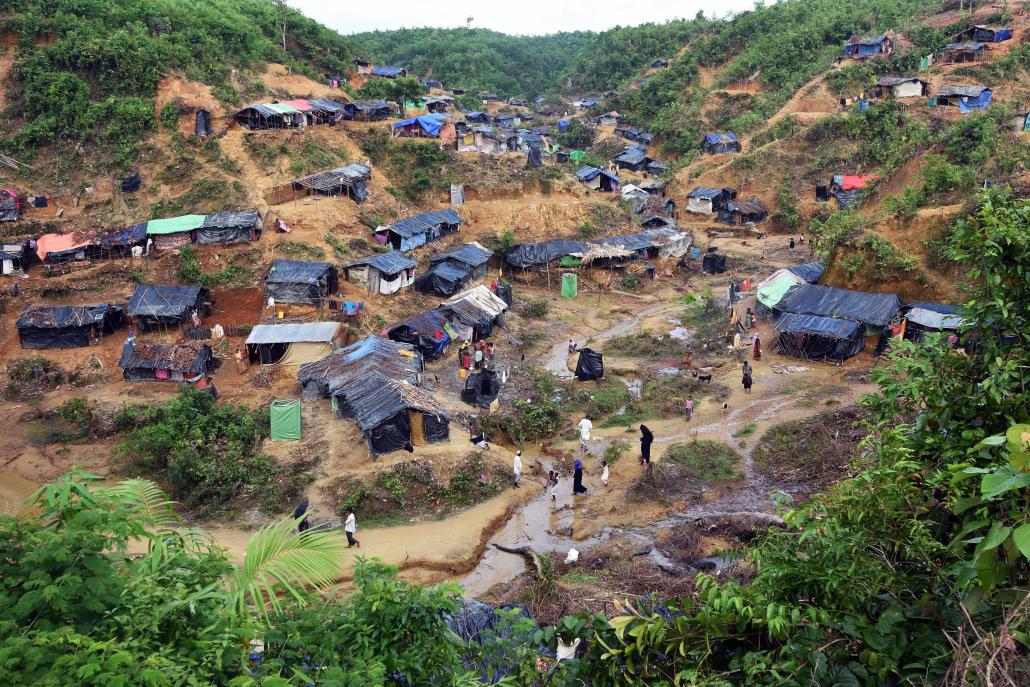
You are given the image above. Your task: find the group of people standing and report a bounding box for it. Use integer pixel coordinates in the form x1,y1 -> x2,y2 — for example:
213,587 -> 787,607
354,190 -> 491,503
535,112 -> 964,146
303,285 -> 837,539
459,339 -> 496,372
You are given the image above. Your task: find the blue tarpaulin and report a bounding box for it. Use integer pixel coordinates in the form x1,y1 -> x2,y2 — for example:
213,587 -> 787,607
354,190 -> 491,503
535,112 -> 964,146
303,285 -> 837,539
787,262 -> 824,283
372,66 -> 406,77
773,312 -> 862,339
576,166 -> 619,184
392,113 -> 447,136
775,284 -> 901,327
388,208 -> 462,251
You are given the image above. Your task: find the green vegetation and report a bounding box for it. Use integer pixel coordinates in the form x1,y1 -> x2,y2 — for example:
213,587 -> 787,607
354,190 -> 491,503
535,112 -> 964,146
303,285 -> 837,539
116,387 -> 309,515
323,233 -> 350,260
359,130 -> 449,200
753,406 -> 868,489
732,422 -> 757,438
663,440 -> 743,484
604,333 -> 682,358
603,440 -> 631,465
177,245 -> 255,288
275,241 -> 326,259
521,298 -> 550,320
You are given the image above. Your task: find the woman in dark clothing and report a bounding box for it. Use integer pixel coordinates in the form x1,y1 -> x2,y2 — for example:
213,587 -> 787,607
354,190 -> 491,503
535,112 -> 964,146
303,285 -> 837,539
293,497 -> 310,533
639,425 -> 654,465
572,458 -> 588,494
742,361 -> 753,394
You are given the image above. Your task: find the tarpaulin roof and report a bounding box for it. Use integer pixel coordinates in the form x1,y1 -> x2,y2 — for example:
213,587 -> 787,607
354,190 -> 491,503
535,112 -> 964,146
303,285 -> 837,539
705,133 -> 738,144
296,336 -> 420,392
201,210 -> 259,229
430,242 -> 493,267
294,162 -> 372,191
442,285 -> 509,317
36,233 -> 92,261
266,103 -> 301,115
877,76 -> 925,86
576,166 -> 619,183
0,243 -> 25,260
615,148 -> 648,165
146,214 -> 206,235
98,224 -> 147,247
840,175 -> 878,191
775,284 -> 901,327
128,284 -> 204,317
389,208 -> 462,238
17,304 -> 114,329
943,42 -> 987,51
726,198 -> 769,215
595,228 -> 676,251
414,262 -> 469,295
757,269 -> 806,308
277,99 -> 315,112
372,66 -> 406,77
350,100 -> 390,111
905,307 -> 967,330
392,113 -> 447,136
118,340 -> 211,373
938,85 -> 990,97
773,312 -> 863,339
847,34 -> 887,46
392,308 -> 450,335
344,373 -> 447,430
266,259 -> 334,284
688,187 -> 723,199
904,301 -> 959,315
347,251 -> 416,274
787,262 -> 824,283
246,322 -> 341,345
506,239 -> 588,267
238,103 -> 284,118
307,98 -> 346,112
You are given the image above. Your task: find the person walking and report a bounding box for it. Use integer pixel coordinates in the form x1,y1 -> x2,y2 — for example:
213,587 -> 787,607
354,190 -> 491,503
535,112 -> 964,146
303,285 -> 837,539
742,362 -> 753,395
294,497 -> 310,533
572,458 -> 588,494
639,425 -> 654,465
789,237 -> 796,250
601,461 -> 609,488
685,396 -> 694,421
344,508 -> 360,548
513,450 -> 522,488
549,470 -> 559,502
753,333 -> 762,361
578,416 -> 593,452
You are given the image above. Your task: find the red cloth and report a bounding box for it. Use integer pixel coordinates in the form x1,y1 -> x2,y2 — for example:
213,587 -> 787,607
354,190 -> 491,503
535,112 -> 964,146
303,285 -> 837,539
841,175 -> 879,191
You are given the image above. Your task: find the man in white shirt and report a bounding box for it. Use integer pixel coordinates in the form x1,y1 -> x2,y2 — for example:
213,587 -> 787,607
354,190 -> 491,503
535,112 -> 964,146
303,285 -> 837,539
344,508 -> 360,548
578,417 -> 592,451
513,450 -> 522,488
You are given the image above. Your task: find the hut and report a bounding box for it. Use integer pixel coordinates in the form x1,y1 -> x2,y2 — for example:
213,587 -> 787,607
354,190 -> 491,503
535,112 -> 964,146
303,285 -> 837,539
344,100 -> 391,121
245,322 -> 344,366
772,313 -> 867,362
718,198 -> 769,225
0,242 -> 29,274
118,340 -> 215,383
703,133 -> 741,154
17,304 -> 123,349
576,166 -> 619,192
941,43 -> 988,64
343,252 -> 417,295
371,66 -> 407,78
376,209 -> 462,251
686,187 -> 727,215
953,25 -> 1012,43
842,33 -> 893,59
265,260 -> 338,305
0,189 -> 19,222
335,372 -> 449,455
273,162 -> 372,204
297,335 -> 422,399
873,77 -> 928,98
196,210 -> 261,245
936,85 -> 992,112
127,284 -> 210,329
430,242 -> 493,281
439,285 -> 509,341
146,214 -> 205,250
387,309 -> 453,360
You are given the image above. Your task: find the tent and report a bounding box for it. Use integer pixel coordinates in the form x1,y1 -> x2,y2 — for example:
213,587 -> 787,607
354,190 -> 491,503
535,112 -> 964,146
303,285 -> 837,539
344,251 -> 417,295
337,373 -> 448,455
388,309 -> 453,360
703,133 -> 741,154
371,66 -> 407,78
392,113 -> 452,139
233,103 -> 293,129
118,340 -> 214,382
146,214 -> 206,250
829,175 -> 879,209
874,76 -> 928,98
430,242 -> 493,280
576,166 -> 619,192
756,269 -> 806,309
344,100 -> 391,121
270,400 -> 302,440
842,34 -> 892,58
506,240 -> 587,268
941,43 -> 988,64
613,146 -> 650,171
937,85 -> 992,112
702,252 -> 727,274
414,261 -> 472,296
297,336 -> 422,399
686,187 -> 725,215
246,322 -> 343,366
127,284 -> 210,328
718,198 -> 768,225
439,285 -> 509,341
954,25 -> 1013,43
787,262 -> 824,283
196,210 -> 260,245
461,368 -> 500,408
574,348 -> 604,381
650,59 -> 669,68
195,108 -> 212,136
380,208 -> 462,251
0,189 -> 20,222
773,313 -> 866,362
17,304 -> 123,349
0,242 -> 29,274
35,233 -> 93,263
92,224 -> 147,259
903,303 -> 967,342
265,259 -> 338,305
774,284 -> 901,328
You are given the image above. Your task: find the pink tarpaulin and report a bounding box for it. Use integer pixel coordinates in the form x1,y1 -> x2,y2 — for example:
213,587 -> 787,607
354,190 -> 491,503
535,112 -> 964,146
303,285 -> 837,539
841,175 -> 879,191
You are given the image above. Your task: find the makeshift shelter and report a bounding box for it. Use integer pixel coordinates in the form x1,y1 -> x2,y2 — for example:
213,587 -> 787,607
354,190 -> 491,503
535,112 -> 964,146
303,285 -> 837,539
146,214 -> 206,250
196,210 -> 261,245
773,313 -> 866,362
686,187 -> 726,215
842,34 -> 893,58
127,284 -> 210,328
616,126 -> 653,144
574,348 -> 604,381
378,208 -> 462,251
458,126 -> 516,154
424,97 -> 451,113
954,25 -> 1013,43
246,322 -> 343,365
0,189 -> 20,221
598,111 -> 623,126
941,43 -> 987,64
275,162 -> 372,204
344,251 -> 417,295
703,133 -> 741,154
718,198 -> 768,225
902,303 -> 967,343
17,304 -> 123,349
874,76 -> 928,98
195,108 -> 212,136
936,85 -> 992,112
828,175 -> 878,209
650,59 -> 669,68
265,260 -> 338,305
388,309 -> 453,360
578,98 -> 599,108
35,233 -> 93,263
117,172 -> 141,193
414,261 -> 472,296
702,252 -> 727,274
336,373 -> 448,455
344,100 -> 391,121
118,340 -> 214,382
1009,111 -> 1030,132
640,215 -> 675,229
270,400 -> 302,440
90,224 -> 147,260
784,263 -> 822,284
576,166 -> 619,192
371,66 -> 407,78
756,269 -> 806,310
464,111 -> 492,124
233,103 -> 295,129
392,113 -> 450,138
506,240 -> 588,269
421,78 -> 443,90
0,242 -> 29,274
297,336 -> 421,399
439,285 -> 509,341
774,284 -> 901,329
461,368 -> 500,407
612,146 -> 650,171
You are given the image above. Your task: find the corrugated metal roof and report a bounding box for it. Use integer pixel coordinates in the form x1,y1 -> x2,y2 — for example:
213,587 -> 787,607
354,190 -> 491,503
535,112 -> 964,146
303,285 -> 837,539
246,322 -> 341,345
389,209 -> 463,239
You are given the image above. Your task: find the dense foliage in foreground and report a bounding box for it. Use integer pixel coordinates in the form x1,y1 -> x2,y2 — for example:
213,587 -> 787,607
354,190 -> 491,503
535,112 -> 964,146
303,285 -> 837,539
0,190 -> 1025,685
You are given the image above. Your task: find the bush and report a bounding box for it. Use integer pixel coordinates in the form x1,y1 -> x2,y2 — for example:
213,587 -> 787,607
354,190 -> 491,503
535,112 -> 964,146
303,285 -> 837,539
522,298 -> 550,320
663,440 -> 742,483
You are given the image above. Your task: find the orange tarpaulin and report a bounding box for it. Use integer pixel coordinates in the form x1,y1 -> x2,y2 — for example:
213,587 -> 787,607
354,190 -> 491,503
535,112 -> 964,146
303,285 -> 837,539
841,175 -> 879,191
36,232 -> 93,262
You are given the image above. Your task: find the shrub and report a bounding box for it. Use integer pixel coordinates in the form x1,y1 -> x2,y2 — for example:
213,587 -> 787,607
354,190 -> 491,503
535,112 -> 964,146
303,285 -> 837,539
522,298 -> 550,320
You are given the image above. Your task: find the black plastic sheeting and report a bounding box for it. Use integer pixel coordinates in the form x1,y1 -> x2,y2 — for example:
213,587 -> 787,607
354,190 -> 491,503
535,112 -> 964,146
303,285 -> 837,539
128,284 -> 208,323
461,369 -> 500,407
17,305 -> 123,349
424,413 -> 449,443
496,283 -> 514,306
575,348 -> 604,381
702,253 -> 727,274
506,240 -> 587,268
196,210 -> 260,245
388,309 -> 451,360
118,173 -> 141,193
775,284 -> 901,328
773,312 -> 866,361
414,261 -> 470,296
787,262 -> 824,283
0,191 -> 19,222
265,259 -> 337,304
526,146 -> 543,168
195,108 -> 212,136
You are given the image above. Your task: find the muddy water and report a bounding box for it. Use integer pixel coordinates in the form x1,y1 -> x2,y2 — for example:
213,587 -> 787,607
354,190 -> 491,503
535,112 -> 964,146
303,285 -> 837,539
0,470 -> 39,514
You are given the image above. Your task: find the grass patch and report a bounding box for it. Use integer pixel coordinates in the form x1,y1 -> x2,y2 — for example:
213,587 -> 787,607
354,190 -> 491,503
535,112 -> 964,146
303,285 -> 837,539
177,245 -> 255,288
603,440 -> 631,465
570,378 -> 632,419
631,440 -> 742,502
732,423 -> 757,438
521,298 -> 550,320
639,373 -> 730,417
275,241 -> 326,260
604,334 -> 683,358
328,453 -> 508,527
561,571 -> 600,585
324,233 -> 349,260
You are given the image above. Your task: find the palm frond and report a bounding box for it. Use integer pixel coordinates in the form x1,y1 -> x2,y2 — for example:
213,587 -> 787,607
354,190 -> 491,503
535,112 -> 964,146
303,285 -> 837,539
104,478 -> 180,529
227,517 -> 348,620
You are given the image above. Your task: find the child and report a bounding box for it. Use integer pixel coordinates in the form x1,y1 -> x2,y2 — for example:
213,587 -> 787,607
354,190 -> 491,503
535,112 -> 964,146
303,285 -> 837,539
601,461 -> 609,488
549,470 -> 559,501
685,397 -> 694,421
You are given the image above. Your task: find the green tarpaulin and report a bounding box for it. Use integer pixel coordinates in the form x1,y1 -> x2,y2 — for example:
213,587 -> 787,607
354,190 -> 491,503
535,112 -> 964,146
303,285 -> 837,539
146,214 -> 206,235
561,272 -> 578,298
569,151 -> 587,162
270,400 -> 301,440
757,269 -> 804,308
560,256 -> 582,268
267,103 -> 301,114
